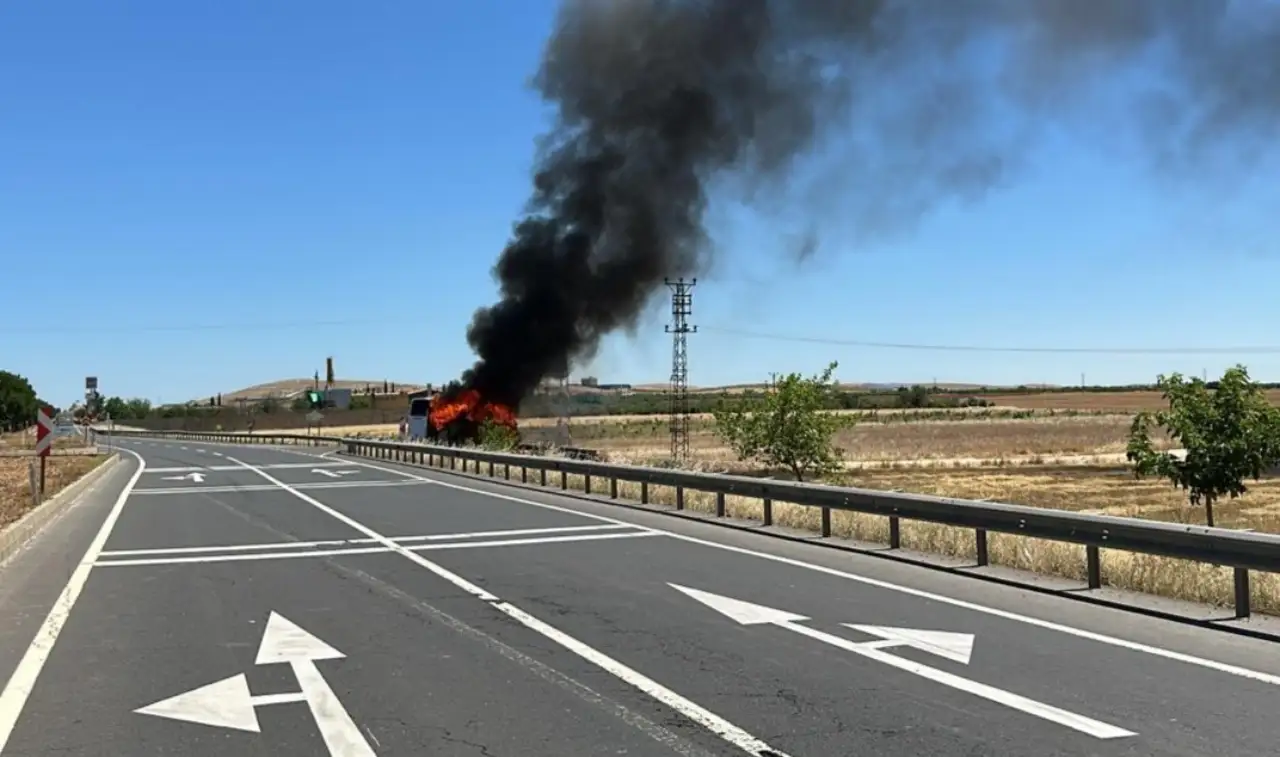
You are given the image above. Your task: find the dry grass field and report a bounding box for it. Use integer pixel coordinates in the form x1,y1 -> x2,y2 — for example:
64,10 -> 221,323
978,389 -> 1280,411
566,413 -> 1173,465
0,431 -> 106,530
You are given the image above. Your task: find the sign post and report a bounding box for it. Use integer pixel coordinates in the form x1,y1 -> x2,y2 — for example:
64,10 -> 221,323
35,407 -> 54,494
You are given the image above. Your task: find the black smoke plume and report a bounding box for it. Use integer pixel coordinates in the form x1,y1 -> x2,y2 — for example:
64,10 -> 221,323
456,0 -> 1280,408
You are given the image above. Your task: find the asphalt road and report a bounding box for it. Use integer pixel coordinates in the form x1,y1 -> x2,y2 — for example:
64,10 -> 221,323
1,438 -> 1279,755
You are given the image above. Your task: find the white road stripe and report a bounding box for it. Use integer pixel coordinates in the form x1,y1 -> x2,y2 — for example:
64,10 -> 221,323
130,479 -> 427,495
98,524 -> 634,558
93,531 -> 659,567
0,450 -> 147,753
492,601 -> 788,756
145,462 -> 352,474
224,455 -> 789,757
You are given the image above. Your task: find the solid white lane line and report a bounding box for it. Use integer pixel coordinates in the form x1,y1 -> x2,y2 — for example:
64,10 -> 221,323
145,462 -> 352,474
130,479 -> 427,495
396,523 -> 633,544
491,601 -> 790,757
92,531 -> 660,567
0,449 -> 147,754
98,523 -> 637,557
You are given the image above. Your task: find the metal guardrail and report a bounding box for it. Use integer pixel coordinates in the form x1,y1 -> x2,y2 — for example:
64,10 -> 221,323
98,428 -> 1280,620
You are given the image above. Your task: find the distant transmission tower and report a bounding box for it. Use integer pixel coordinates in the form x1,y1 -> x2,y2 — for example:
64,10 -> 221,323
665,277 -> 697,462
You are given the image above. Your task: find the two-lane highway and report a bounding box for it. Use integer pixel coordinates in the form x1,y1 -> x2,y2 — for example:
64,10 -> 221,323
1,437 -> 1278,755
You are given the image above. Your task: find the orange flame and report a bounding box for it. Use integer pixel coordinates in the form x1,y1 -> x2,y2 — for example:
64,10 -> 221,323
429,389 -> 517,432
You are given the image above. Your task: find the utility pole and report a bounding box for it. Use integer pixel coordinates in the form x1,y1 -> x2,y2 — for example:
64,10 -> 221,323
557,372 -> 572,447
665,277 -> 697,462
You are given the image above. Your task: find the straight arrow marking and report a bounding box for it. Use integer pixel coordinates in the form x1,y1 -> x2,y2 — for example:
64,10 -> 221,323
291,658 -> 376,757
254,612 -> 375,756
669,585 -> 1135,740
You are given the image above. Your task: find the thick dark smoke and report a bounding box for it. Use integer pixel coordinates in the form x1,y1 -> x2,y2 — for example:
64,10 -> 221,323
456,0 -> 1280,408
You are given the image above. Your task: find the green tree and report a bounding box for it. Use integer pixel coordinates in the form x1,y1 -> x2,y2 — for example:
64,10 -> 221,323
713,361 -> 850,481
477,419 -> 519,451
124,398 -> 153,419
102,396 -> 130,419
896,384 -> 930,409
0,371 -> 40,432
1127,365 -> 1280,527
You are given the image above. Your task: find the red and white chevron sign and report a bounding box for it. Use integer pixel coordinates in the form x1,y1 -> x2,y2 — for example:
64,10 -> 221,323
35,408 -> 54,457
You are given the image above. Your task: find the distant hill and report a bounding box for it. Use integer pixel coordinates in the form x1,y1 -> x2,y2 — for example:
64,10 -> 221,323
208,378 -> 428,404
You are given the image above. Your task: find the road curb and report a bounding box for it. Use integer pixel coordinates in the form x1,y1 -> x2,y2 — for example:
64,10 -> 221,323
0,452 -> 122,568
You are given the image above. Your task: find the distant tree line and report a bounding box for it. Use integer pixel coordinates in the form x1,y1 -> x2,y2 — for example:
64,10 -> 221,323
0,370 -> 60,432
516,384 -> 991,417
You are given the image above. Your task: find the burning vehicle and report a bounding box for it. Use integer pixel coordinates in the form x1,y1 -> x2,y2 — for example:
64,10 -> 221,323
412,386 -> 518,446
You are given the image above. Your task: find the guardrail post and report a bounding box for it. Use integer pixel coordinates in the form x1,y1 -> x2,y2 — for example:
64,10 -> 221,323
584,474 -> 592,495
641,481 -> 649,504
504,463 -> 510,481
450,455 -> 457,470
1234,568 -> 1251,619
560,470 -> 567,490
1086,546 -> 1102,590
488,461 -> 495,477
889,516 -> 901,549
715,492 -> 725,517
821,507 -> 831,537
762,497 -> 772,526
610,477 -> 618,499
676,486 -> 684,510
975,529 -> 989,567
522,466 -> 528,483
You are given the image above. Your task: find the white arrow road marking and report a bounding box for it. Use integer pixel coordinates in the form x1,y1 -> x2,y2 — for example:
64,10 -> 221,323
161,472 -> 205,483
255,612 -> 345,665
844,625 -> 975,665
311,469 -> 358,478
669,585 -> 1135,740
255,613 -> 375,757
136,613 -> 374,756
135,674 -> 264,733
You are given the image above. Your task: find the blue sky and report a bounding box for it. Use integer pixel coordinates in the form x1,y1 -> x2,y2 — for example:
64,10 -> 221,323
3,1 -> 1278,407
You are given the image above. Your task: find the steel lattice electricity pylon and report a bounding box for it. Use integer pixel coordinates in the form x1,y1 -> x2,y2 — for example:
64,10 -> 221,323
665,277 -> 697,462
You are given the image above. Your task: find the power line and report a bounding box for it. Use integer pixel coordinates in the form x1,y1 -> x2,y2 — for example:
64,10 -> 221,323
699,325 -> 1280,356
0,318 -> 382,335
